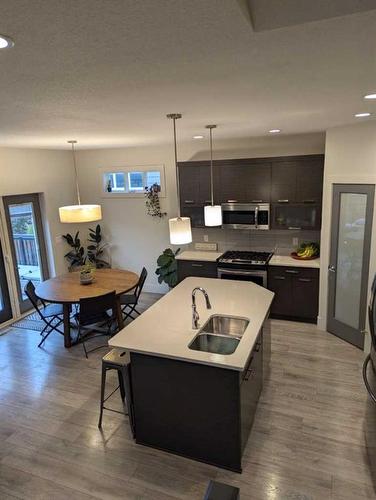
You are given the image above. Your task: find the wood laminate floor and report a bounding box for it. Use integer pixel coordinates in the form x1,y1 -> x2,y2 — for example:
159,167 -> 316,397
0,293 -> 375,499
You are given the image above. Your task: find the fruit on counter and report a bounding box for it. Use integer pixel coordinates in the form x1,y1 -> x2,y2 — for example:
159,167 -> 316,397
295,242 -> 320,259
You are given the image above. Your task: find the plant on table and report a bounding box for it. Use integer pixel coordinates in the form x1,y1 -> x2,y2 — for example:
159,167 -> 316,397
87,224 -> 110,269
155,248 -> 180,288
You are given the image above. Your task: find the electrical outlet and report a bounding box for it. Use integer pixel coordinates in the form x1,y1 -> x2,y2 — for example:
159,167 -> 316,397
55,235 -> 63,244
203,234 -> 209,242
292,237 -> 299,247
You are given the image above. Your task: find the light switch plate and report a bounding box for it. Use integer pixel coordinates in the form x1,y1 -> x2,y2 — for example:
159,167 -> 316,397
292,237 -> 299,247
195,242 -> 218,251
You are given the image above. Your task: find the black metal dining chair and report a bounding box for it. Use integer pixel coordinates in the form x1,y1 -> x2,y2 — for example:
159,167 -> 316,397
120,267 -> 148,322
75,290 -> 118,358
24,280 -> 64,348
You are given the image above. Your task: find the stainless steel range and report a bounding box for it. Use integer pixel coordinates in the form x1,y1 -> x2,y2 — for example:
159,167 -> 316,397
217,251 -> 273,287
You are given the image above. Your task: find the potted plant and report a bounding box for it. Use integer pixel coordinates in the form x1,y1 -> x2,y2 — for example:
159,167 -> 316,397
62,225 -> 110,271
145,183 -> 166,218
155,248 -> 180,288
80,262 -> 95,285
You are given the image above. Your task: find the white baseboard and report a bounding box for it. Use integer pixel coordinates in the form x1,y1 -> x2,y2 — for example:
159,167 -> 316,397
317,316 -> 326,332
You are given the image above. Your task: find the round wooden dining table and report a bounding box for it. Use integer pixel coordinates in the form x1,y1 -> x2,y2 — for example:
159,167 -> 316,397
35,268 -> 139,348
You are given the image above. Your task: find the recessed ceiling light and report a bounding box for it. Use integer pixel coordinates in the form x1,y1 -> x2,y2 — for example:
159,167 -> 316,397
269,129 -> 281,134
364,93 -> 376,100
355,112 -> 371,118
193,135 -> 204,139
0,35 -> 14,49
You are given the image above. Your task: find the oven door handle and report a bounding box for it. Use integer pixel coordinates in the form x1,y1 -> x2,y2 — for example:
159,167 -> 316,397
218,268 -> 265,277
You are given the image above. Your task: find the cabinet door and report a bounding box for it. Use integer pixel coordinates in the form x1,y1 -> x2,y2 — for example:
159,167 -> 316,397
179,165 -> 201,206
240,334 -> 263,451
272,204 -> 321,230
291,274 -> 319,321
268,268 -> 293,316
244,164 -> 271,202
295,158 -> 324,204
271,161 -> 297,203
217,164 -> 247,203
180,206 -> 205,228
177,260 -> 218,283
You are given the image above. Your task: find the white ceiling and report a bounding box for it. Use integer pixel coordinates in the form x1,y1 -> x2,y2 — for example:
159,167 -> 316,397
0,0 -> 376,149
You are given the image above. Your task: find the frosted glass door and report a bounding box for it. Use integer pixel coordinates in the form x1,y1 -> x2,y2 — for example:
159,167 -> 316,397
327,185 -> 374,349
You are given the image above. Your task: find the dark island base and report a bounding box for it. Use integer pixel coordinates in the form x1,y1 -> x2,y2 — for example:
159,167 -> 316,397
129,324 -> 268,472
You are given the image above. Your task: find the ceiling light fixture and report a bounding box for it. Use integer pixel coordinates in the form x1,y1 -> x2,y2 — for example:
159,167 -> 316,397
355,112 -> 371,118
0,34 -> 14,49
364,93 -> 376,100
269,129 -> 281,134
59,140 -> 102,223
167,114 -> 192,245
193,135 -> 204,139
204,125 -> 222,227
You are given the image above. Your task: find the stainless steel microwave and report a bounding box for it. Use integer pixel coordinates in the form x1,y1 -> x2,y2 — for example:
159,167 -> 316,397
221,203 -> 270,230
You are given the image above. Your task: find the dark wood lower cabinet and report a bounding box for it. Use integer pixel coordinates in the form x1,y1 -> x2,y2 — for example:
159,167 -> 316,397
268,266 -> 319,323
129,329 -> 266,472
177,259 -> 218,283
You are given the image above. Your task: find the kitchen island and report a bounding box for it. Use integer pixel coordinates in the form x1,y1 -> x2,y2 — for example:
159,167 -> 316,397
109,277 -> 274,472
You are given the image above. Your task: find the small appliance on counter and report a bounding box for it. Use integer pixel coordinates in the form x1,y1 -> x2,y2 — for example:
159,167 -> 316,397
217,250 -> 273,287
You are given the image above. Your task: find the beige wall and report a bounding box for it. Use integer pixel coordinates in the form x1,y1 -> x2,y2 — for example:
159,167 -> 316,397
0,148 -> 77,309
318,121 -> 376,352
76,132 -> 325,292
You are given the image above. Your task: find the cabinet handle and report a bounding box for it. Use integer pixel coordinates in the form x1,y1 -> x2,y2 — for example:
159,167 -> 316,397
251,199 -> 263,203
288,227 -> 302,230
191,263 -> 203,267
227,199 -> 238,203
244,368 -> 255,381
204,200 -> 211,203
285,270 -> 299,274
274,276 -> 286,280
277,199 -> 289,203
298,278 -> 312,282
184,200 -> 195,204
302,199 -> 316,204
254,341 -> 261,352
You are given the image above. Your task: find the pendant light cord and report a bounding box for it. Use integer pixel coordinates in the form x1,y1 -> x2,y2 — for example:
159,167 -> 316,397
68,140 -> 81,205
206,125 -> 217,207
167,113 -> 182,217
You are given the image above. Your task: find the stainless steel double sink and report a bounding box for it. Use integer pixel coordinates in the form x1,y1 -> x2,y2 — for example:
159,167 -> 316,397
188,315 -> 249,355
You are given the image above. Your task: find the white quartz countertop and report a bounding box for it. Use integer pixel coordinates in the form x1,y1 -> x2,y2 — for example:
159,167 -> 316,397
269,255 -> 320,269
109,277 -> 274,371
175,250 -> 223,262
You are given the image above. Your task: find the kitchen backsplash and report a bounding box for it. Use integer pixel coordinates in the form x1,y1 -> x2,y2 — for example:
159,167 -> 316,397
189,228 -> 321,255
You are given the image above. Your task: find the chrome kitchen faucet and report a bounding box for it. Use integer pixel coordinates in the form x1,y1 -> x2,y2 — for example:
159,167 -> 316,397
191,287 -> 212,329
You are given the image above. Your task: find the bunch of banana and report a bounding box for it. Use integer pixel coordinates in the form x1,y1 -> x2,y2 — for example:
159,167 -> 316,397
296,242 -> 319,259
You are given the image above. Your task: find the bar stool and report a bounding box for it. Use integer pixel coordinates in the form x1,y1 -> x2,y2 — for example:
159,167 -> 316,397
98,348 -> 134,434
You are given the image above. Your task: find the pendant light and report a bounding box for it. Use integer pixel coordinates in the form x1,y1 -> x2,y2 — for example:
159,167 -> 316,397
204,125 -> 222,226
167,113 -> 192,245
59,140 -> 102,223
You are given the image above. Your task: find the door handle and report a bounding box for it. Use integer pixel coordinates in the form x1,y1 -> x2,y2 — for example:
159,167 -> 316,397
328,265 -> 336,273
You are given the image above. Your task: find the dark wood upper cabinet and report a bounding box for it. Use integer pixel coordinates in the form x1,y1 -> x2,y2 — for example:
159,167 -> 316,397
177,155 -> 324,228
216,162 -> 271,204
271,157 -> 324,204
178,164 -> 212,206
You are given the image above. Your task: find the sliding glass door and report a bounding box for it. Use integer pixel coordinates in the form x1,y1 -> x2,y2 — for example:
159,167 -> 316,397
3,194 -> 49,313
0,239 -> 12,323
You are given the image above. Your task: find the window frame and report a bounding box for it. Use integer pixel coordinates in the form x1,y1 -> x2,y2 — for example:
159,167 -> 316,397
100,165 -> 166,198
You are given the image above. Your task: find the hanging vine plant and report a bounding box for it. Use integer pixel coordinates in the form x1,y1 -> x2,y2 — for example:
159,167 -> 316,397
145,183 -> 166,218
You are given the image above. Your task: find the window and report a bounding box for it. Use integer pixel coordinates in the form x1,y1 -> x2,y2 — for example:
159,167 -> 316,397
102,166 -> 164,197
